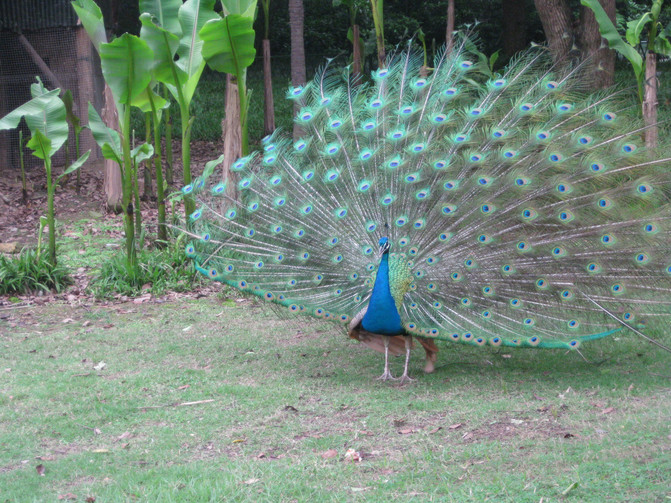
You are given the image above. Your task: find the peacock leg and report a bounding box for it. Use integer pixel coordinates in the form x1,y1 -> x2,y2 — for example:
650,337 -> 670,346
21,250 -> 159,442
377,336 -> 396,381
398,336 -> 415,384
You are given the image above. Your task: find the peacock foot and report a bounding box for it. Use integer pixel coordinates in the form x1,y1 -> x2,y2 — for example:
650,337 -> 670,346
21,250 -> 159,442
397,373 -> 415,384
376,370 -> 396,381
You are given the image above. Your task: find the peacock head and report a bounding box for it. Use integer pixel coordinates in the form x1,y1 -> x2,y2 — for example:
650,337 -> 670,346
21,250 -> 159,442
378,236 -> 391,255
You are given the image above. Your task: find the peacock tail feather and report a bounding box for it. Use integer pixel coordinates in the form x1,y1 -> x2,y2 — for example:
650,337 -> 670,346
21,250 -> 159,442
182,37 -> 671,354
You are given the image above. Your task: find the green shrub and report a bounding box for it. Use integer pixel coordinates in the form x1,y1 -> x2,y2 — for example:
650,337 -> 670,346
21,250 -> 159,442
0,249 -> 72,295
89,242 -> 200,298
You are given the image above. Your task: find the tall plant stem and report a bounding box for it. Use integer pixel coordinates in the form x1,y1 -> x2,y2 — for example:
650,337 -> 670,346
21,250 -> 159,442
75,131 -> 81,193
163,86 -> 174,185
44,158 -> 57,266
121,105 -> 136,270
148,93 -> 167,245
143,112 -> 153,200
181,102 -> 195,218
133,155 -> 143,249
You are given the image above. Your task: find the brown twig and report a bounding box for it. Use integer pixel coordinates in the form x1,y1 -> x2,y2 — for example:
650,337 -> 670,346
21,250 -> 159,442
138,399 -> 215,409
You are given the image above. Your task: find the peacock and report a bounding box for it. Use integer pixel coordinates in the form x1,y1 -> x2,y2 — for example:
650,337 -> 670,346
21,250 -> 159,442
181,38 -> 671,382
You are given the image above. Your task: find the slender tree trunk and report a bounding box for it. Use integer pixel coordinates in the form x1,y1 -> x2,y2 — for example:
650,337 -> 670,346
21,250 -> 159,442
643,51 -> 658,149
370,0 -> 385,68
578,0 -> 615,88
102,9 -> 123,213
446,0 -> 455,52
102,84 -> 123,212
262,39 -> 275,136
502,0 -> 528,59
352,24 -> 361,80
534,0 -> 574,63
289,0 -> 306,140
222,74 -> 241,202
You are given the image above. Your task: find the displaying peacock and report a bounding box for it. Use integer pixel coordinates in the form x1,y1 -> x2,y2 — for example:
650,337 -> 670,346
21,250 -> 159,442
181,38 -> 671,382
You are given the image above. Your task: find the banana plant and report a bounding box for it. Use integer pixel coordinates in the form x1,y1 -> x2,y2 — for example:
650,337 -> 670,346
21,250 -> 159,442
581,0 -> 671,148
139,0 -> 219,218
98,33 -> 154,269
200,0 -> 257,156
0,78 -> 90,266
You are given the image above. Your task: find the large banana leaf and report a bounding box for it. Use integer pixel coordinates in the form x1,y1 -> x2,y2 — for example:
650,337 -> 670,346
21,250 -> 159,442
0,87 -> 68,159
580,0 -> 643,80
200,14 -> 256,75
220,0 -> 257,17
71,0 -> 108,52
100,34 -> 154,107
139,13 -> 186,85
87,103 -> 122,165
133,87 -> 169,114
139,0 -> 182,34
175,0 -> 218,105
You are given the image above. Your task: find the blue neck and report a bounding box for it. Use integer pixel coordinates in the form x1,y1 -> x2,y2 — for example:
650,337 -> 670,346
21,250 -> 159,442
361,252 -> 404,335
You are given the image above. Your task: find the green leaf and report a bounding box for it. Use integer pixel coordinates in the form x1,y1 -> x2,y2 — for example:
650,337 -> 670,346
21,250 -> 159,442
133,86 -> 169,114
176,0 -> 218,77
71,0 -> 108,53
174,0 -> 218,105
625,13 -> 652,47
0,83 -> 68,156
202,154 -> 225,179
220,0 -> 257,18
26,129 -> 53,161
100,34 -> 154,106
140,13 -> 185,85
489,50 -> 500,71
200,15 -> 256,75
131,142 -> 155,164
139,0 -> 182,34
62,90 -> 82,130
580,0 -> 643,79
30,77 -> 48,98
87,103 -> 122,164
652,34 -> 671,56
57,150 -> 91,182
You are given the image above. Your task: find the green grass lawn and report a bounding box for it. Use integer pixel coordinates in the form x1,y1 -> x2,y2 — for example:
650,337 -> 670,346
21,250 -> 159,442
1,295 -> 670,502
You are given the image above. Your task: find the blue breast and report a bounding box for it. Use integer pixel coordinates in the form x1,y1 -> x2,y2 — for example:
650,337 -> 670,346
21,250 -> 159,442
361,253 -> 404,335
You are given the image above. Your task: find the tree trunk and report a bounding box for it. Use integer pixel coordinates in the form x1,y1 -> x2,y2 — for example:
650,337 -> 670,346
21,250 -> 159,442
352,24 -> 361,81
222,74 -> 241,202
446,0 -> 455,53
534,0 -> 574,63
102,84 -> 123,212
578,0 -> 615,88
502,0 -> 528,59
289,0 -> 306,140
263,39 -> 275,136
643,51 -> 658,149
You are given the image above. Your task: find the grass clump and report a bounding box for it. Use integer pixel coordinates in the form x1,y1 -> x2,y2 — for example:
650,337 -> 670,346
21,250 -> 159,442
0,249 -> 72,294
89,242 -> 199,298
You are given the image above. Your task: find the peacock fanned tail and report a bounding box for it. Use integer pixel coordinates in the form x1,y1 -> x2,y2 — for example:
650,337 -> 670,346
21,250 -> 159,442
182,37 -> 671,359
